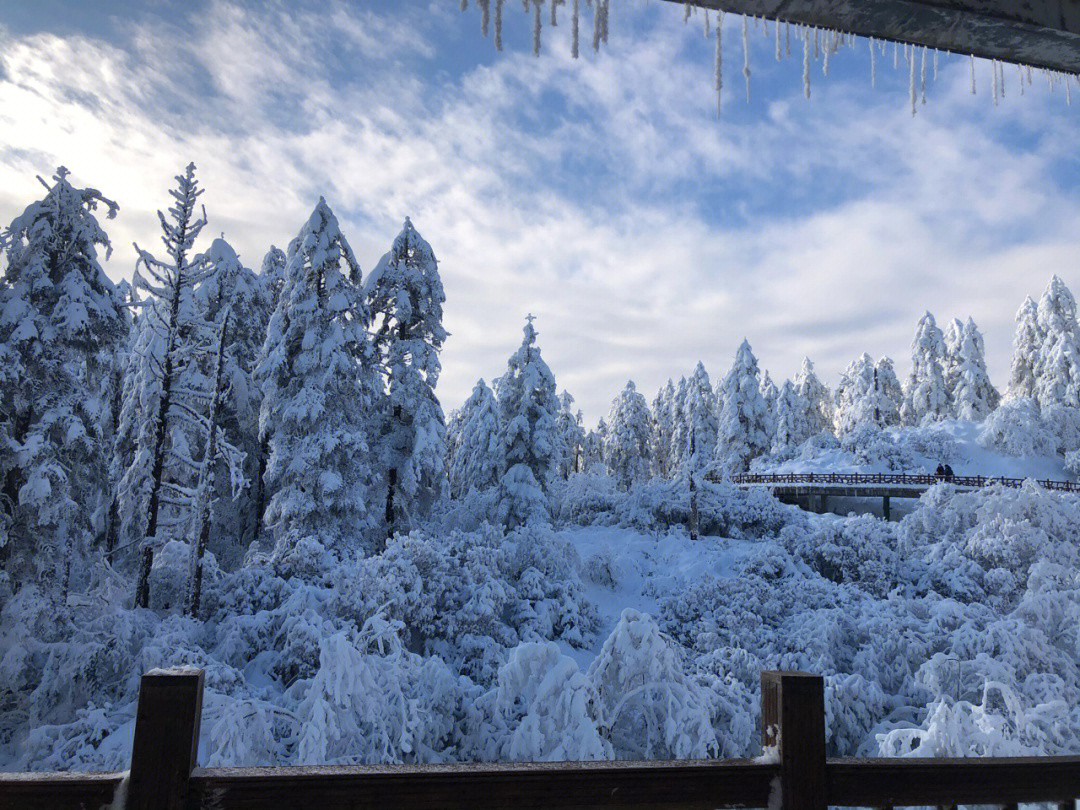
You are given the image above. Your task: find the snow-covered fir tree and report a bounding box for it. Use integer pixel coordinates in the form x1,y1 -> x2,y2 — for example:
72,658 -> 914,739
0,167 -> 126,594
603,381 -> 652,490
671,363 -> 717,474
114,164 -> 233,608
1034,274 -> 1080,409
447,379 -> 501,498
758,370 -> 779,450
794,357 -> 833,436
874,356 -> 903,427
952,319 -> 1000,420
771,379 -> 807,454
555,391 -> 585,480
496,317 -> 559,527
942,317 -> 965,403
649,379 -> 676,478
901,311 -> 950,425
715,342 -> 770,473
366,217 -> 448,534
257,197 -> 381,568
582,418 -> 606,472
835,353 -> 899,436
1008,296 -> 1042,401
665,376 -> 689,473
259,245 -> 287,312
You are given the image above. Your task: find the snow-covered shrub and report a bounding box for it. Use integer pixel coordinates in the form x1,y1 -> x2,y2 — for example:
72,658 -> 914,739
780,515 -> 900,596
978,398 -> 1056,457
839,424 -> 915,471
552,471 -> 620,526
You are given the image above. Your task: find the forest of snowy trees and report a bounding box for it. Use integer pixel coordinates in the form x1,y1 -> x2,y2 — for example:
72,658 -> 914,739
2,165 -> 1080,771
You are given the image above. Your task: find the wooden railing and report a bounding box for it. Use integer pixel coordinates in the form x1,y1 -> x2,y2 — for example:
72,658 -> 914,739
728,471 -> 1080,492
1,669 -> 1077,810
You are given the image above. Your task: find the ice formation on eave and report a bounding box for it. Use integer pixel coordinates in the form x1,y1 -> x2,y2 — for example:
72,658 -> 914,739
457,0 -> 1080,116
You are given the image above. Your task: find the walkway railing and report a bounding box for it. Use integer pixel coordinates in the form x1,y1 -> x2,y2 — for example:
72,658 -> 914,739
729,471 -> 1080,493
2,668 -> 1077,810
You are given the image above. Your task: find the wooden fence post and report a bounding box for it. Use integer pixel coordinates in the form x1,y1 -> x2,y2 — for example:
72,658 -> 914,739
126,668 -> 204,810
761,671 -> 826,810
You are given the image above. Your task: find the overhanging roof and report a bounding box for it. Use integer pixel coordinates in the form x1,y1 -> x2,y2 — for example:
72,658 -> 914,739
664,0 -> 1080,74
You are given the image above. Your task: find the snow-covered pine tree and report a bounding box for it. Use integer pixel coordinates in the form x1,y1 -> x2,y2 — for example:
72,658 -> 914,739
794,357 -> 833,436
113,164 -> 240,608
901,311 -> 950,425
1034,275 -> 1080,409
771,379 -> 808,454
366,218 -> 448,535
448,379 -> 501,498
603,381 -> 652,490
665,376 -> 690,473
1008,296 -> 1043,401
758,369 -> 779,451
835,354 -> 878,436
952,319 -> 1000,421
672,363 -> 717,474
649,379 -> 676,478
582,418 -> 606,472
715,342 -> 770,473
260,245 -> 287,312
555,391 -> 585,480
496,317 -> 559,527
257,197 -> 381,567
942,317 -> 964,403
0,167 -> 126,593
192,238 -> 270,558
874,356 -> 903,427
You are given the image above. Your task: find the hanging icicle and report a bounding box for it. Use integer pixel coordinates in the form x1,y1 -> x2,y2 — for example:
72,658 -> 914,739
992,59 -> 999,105
715,11 -> 723,116
970,54 -> 977,95
909,47 -> 917,115
494,0 -> 504,50
461,0 -> 468,11
704,8 -> 709,37
785,20 -> 790,58
550,0 -> 558,26
532,0 -> 542,56
920,46 -> 927,104
479,0 -> 490,37
870,38 -> 876,88
775,18 -> 781,61
742,15 -> 751,103
802,26 -> 811,98
571,0 -> 579,57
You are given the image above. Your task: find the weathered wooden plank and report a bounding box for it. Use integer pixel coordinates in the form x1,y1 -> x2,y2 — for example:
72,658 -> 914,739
827,756 -> 1080,805
189,759 -> 779,810
664,0 -> 1080,73
126,668 -> 204,810
761,671 -> 827,810
0,771 -> 125,810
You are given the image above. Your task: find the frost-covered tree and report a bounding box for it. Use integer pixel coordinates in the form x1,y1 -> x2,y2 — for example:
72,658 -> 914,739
582,418 -> 606,472
193,238 -> 271,555
554,391 -> 585,480
771,379 -> 808,454
794,357 -> 833,436
901,311 -> 950,425
260,245 -> 287,312
114,164 -> 229,608
366,218 -> 448,534
0,167 -> 126,593
496,317 -> 559,528
448,379 -> 501,498
1008,297 -> 1042,401
1034,275 -> 1080,409
649,379 -> 676,478
715,342 -> 770,473
671,364 -> 717,474
875,357 -> 904,427
758,370 -> 779,450
942,317 -> 965,403
257,197 -> 381,567
952,319 -> 1000,421
835,354 -> 889,436
604,381 -> 652,490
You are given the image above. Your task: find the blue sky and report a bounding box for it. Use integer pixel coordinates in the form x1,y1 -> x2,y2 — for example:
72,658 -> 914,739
1,1 -> 1078,423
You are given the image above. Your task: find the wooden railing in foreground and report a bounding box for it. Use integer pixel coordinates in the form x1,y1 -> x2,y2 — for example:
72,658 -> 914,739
1,669 -> 1077,810
728,471 -> 1080,492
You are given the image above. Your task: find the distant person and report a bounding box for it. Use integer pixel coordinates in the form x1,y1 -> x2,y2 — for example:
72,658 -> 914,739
943,463 -> 955,482
935,463 -> 945,480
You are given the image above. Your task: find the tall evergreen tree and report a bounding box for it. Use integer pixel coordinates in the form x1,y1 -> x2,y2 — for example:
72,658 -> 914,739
1034,275 -> 1080,409
715,341 -> 770,473
260,245 -> 287,312
952,319 -> 1000,420
496,317 -> 559,527
771,379 -> 807,454
604,380 -> 652,490
942,317 -> 965,404
448,379 -> 501,498
582,418 -> 606,472
0,167 -> 125,594
794,357 -> 833,436
758,369 -> 779,450
366,217 -> 448,534
649,379 -> 676,478
671,363 -> 716,474
901,311 -> 950,425
257,198 -> 380,567
836,354 -> 884,436
874,356 -> 903,427
1008,296 -> 1043,401
554,391 -> 585,480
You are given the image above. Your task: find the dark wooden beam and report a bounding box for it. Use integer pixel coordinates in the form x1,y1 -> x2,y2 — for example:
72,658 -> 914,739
666,1 -> 1080,73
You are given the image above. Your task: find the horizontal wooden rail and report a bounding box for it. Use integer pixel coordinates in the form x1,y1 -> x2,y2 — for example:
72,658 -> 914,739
2,669 -> 1078,810
725,471 -> 1080,492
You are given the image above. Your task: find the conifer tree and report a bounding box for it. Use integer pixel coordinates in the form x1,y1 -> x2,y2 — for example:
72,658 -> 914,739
901,311 -> 950,425
555,391 -> 585,479
671,363 -> 717,474
1008,296 -> 1043,401
366,218 -> 448,534
715,341 -> 770,472
257,198 -> 380,566
758,370 -> 779,450
874,356 -> 903,427
1034,275 -> 1080,409
448,379 -> 501,498
260,245 -> 287,312
835,354 -> 881,436
496,317 -> 559,527
794,357 -> 833,436
952,319 -> 1000,420
0,167 -> 125,593
582,419 -> 606,472
604,381 -> 652,490
665,376 -> 690,473
942,317 -> 965,404
649,379 -> 676,478
771,378 -> 808,454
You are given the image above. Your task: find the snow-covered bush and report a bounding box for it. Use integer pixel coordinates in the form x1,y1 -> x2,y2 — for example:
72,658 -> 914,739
978,398 -> 1056,457
780,514 -> 900,597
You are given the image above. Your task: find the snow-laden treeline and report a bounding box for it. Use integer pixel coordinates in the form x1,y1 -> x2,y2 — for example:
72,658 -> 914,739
1,165 -> 1079,770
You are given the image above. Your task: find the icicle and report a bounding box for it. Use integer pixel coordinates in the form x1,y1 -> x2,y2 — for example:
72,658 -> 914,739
1018,64 -> 1025,95
550,0 -> 558,26
909,49 -> 917,116
802,26 -> 811,98
684,2 -> 691,23
715,12 -> 723,117
479,0 -> 490,37
592,0 -> 602,51
992,59 -> 999,105
823,36 -> 830,76
870,38 -> 876,88
704,8 -> 709,37
601,0 -> 608,45
571,0 -> 579,57
1066,74 -> 1072,105
785,21 -> 790,57
893,42 -> 897,70
461,0 -> 468,10
970,54 -> 976,94
813,27 -> 819,60
532,0 -> 542,56
933,49 -> 938,81
920,46 -> 927,104
775,17 -> 781,61
494,0 -> 504,50
742,15 -> 751,103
